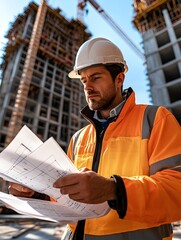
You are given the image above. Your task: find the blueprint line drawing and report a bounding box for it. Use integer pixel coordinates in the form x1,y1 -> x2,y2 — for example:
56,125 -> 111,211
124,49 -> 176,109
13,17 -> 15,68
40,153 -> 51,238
0,125 -> 110,222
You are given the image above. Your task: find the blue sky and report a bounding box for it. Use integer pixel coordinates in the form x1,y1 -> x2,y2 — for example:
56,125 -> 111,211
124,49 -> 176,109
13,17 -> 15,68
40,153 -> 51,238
0,0 -> 151,104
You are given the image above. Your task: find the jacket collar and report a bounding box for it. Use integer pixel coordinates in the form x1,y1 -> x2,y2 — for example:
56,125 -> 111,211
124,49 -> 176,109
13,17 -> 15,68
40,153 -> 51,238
81,87 -> 135,124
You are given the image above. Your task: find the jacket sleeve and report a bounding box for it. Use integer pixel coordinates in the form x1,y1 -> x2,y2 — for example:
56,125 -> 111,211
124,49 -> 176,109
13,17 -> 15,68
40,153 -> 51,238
123,107 -> 181,224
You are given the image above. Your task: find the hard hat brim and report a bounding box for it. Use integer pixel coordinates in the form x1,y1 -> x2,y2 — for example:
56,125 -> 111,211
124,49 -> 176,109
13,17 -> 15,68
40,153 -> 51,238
68,70 -> 81,79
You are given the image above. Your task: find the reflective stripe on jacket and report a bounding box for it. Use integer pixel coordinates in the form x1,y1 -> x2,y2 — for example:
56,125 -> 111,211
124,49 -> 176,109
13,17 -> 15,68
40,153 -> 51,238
65,88 -> 181,239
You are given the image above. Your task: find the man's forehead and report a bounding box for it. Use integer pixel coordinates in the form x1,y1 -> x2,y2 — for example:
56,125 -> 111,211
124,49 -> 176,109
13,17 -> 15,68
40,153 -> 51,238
80,65 -> 107,77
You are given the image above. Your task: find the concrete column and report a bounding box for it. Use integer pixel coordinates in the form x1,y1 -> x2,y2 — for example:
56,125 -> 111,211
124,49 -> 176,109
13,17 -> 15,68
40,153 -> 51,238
163,9 -> 181,85
163,9 -> 181,59
22,13 -> 32,38
143,30 -> 162,71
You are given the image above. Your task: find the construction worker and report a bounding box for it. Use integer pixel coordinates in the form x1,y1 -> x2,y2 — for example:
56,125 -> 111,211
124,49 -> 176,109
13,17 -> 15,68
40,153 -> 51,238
9,38 -> 181,240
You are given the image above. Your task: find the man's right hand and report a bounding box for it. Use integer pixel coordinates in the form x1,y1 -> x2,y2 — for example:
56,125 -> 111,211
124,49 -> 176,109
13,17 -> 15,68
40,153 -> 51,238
8,182 -> 35,198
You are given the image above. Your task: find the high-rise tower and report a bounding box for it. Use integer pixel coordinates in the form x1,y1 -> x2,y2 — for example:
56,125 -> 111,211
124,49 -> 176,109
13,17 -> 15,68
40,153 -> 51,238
0,1 -> 90,152
133,0 -> 181,124
0,1 -> 91,192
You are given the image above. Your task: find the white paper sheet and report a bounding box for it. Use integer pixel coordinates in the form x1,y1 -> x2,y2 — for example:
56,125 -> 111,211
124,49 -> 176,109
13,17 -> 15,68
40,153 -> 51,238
0,125 -> 43,181
0,191 -> 109,223
0,125 -> 110,222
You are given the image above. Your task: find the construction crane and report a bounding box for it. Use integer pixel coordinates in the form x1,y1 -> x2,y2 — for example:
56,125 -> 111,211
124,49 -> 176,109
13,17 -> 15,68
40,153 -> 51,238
77,0 -> 145,60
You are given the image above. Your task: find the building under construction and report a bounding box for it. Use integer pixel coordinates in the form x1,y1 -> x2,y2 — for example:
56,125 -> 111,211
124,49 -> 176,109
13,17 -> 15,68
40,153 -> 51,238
0,1 -> 90,155
133,0 -> 181,124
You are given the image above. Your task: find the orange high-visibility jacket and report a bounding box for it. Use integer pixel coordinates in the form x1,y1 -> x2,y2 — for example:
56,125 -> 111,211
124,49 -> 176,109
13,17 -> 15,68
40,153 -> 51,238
66,88 -> 181,240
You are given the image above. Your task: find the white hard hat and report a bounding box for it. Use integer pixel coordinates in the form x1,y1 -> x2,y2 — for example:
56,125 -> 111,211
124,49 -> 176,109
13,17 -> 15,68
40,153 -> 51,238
68,37 -> 128,78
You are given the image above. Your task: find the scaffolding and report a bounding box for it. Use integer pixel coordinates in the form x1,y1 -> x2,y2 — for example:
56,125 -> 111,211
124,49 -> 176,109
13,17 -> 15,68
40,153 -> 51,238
133,0 -> 181,124
5,0 -> 48,145
133,0 -> 181,32
0,1 -> 91,191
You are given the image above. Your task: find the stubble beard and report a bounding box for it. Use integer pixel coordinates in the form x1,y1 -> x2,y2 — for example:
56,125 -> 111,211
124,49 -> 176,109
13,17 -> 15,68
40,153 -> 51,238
87,94 -> 116,111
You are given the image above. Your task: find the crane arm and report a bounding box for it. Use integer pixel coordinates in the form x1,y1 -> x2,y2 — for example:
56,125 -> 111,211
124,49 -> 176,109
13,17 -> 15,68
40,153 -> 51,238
79,0 -> 145,60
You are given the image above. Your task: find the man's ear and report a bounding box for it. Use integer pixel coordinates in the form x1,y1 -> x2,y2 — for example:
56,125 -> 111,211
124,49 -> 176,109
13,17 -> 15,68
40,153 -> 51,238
116,72 -> 125,88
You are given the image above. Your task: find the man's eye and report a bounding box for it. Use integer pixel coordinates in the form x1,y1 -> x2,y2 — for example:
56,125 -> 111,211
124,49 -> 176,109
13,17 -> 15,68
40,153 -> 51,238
92,77 -> 100,81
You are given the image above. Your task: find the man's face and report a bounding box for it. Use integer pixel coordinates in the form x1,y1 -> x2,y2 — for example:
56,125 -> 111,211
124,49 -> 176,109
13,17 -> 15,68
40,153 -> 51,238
80,66 -> 123,113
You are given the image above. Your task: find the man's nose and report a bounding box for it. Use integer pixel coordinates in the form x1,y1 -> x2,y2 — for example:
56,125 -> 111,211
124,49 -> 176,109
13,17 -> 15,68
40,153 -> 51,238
84,80 -> 93,91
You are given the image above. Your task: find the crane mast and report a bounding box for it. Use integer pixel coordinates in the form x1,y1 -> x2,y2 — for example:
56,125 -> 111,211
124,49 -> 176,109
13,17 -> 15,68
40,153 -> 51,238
77,0 -> 145,60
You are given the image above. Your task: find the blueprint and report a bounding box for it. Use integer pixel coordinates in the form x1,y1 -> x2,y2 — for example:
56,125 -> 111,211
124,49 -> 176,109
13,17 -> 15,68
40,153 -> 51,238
0,191 -> 109,223
0,125 -> 110,222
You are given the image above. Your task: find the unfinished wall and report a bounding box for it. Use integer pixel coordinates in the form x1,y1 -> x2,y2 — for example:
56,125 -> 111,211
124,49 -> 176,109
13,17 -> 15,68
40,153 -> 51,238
0,2 -> 90,151
133,0 -> 181,124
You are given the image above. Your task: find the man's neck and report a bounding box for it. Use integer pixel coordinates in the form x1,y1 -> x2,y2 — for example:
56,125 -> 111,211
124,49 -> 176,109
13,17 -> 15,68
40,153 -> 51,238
94,100 -> 126,121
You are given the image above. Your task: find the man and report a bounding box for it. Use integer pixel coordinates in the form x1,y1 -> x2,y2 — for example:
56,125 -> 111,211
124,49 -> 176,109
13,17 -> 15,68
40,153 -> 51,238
9,38 -> 181,240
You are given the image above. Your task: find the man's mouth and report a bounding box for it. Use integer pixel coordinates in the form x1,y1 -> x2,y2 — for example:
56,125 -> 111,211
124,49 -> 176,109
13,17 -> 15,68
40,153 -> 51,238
87,91 -> 100,99
87,94 -> 99,100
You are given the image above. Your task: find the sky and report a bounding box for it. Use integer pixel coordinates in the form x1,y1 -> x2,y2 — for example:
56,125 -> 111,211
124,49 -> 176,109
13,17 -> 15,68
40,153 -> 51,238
0,0 -> 151,104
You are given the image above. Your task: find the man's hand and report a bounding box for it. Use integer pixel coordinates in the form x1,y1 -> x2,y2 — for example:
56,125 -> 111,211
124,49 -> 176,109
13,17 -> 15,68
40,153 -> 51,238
8,182 -> 35,198
53,169 -> 116,204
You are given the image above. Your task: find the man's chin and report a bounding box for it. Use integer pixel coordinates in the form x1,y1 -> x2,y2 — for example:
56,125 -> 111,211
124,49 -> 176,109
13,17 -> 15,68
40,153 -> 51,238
88,100 -> 104,111
88,104 -> 99,111
89,105 -> 103,111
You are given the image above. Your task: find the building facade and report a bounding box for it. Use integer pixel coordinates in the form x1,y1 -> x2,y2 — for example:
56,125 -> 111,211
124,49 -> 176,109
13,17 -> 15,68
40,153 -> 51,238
133,0 -> 181,124
0,1 -> 90,154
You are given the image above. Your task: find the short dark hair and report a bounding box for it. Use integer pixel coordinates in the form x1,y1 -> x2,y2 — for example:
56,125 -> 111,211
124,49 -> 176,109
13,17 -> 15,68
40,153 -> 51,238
105,64 -> 124,92
104,64 -> 124,82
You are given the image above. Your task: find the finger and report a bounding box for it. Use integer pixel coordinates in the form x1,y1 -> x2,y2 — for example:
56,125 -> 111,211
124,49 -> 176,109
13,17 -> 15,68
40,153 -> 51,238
9,183 -> 33,193
79,167 -> 90,172
53,173 -> 80,188
68,193 -> 85,202
8,185 -> 34,197
60,183 -> 80,195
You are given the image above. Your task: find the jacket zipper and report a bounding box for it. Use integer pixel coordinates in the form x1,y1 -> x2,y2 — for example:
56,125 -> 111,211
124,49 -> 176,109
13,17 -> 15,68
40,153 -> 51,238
92,127 -> 106,172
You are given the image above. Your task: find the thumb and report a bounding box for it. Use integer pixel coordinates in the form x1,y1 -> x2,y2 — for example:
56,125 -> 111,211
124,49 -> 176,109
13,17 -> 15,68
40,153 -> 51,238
79,167 -> 90,173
